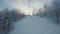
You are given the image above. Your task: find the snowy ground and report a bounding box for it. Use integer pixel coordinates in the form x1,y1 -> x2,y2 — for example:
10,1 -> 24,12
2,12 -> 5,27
9,16 -> 60,34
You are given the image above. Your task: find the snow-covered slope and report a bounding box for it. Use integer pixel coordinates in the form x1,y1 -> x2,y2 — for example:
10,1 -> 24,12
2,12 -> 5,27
9,16 -> 60,34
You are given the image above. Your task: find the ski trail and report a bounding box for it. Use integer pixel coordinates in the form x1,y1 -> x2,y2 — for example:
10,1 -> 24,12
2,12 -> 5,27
9,16 -> 60,34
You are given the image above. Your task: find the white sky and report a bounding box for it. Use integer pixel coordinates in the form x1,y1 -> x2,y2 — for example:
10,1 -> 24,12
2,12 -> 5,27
0,0 -> 53,15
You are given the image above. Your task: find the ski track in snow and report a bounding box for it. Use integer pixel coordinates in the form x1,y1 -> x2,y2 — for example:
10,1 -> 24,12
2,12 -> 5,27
9,16 -> 60,34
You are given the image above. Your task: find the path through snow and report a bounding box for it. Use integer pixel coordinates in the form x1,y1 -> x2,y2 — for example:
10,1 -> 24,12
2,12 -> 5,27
9,16 -> 60,34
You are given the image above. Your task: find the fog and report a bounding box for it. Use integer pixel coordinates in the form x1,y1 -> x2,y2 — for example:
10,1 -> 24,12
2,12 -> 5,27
0,0 -> 60,34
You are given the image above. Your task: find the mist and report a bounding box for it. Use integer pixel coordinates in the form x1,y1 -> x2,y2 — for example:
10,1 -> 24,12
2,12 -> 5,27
0,0 -> 54,15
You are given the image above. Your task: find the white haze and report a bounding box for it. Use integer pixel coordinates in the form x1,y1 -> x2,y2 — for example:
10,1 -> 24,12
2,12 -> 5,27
4,0 -> 54,15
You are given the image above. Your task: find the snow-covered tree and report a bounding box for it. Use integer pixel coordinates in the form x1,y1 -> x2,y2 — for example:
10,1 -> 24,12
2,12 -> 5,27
0,8 -> 26,34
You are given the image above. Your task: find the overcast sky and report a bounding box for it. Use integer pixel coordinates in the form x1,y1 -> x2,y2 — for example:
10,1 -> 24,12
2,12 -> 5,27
0,0 -> 54,15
